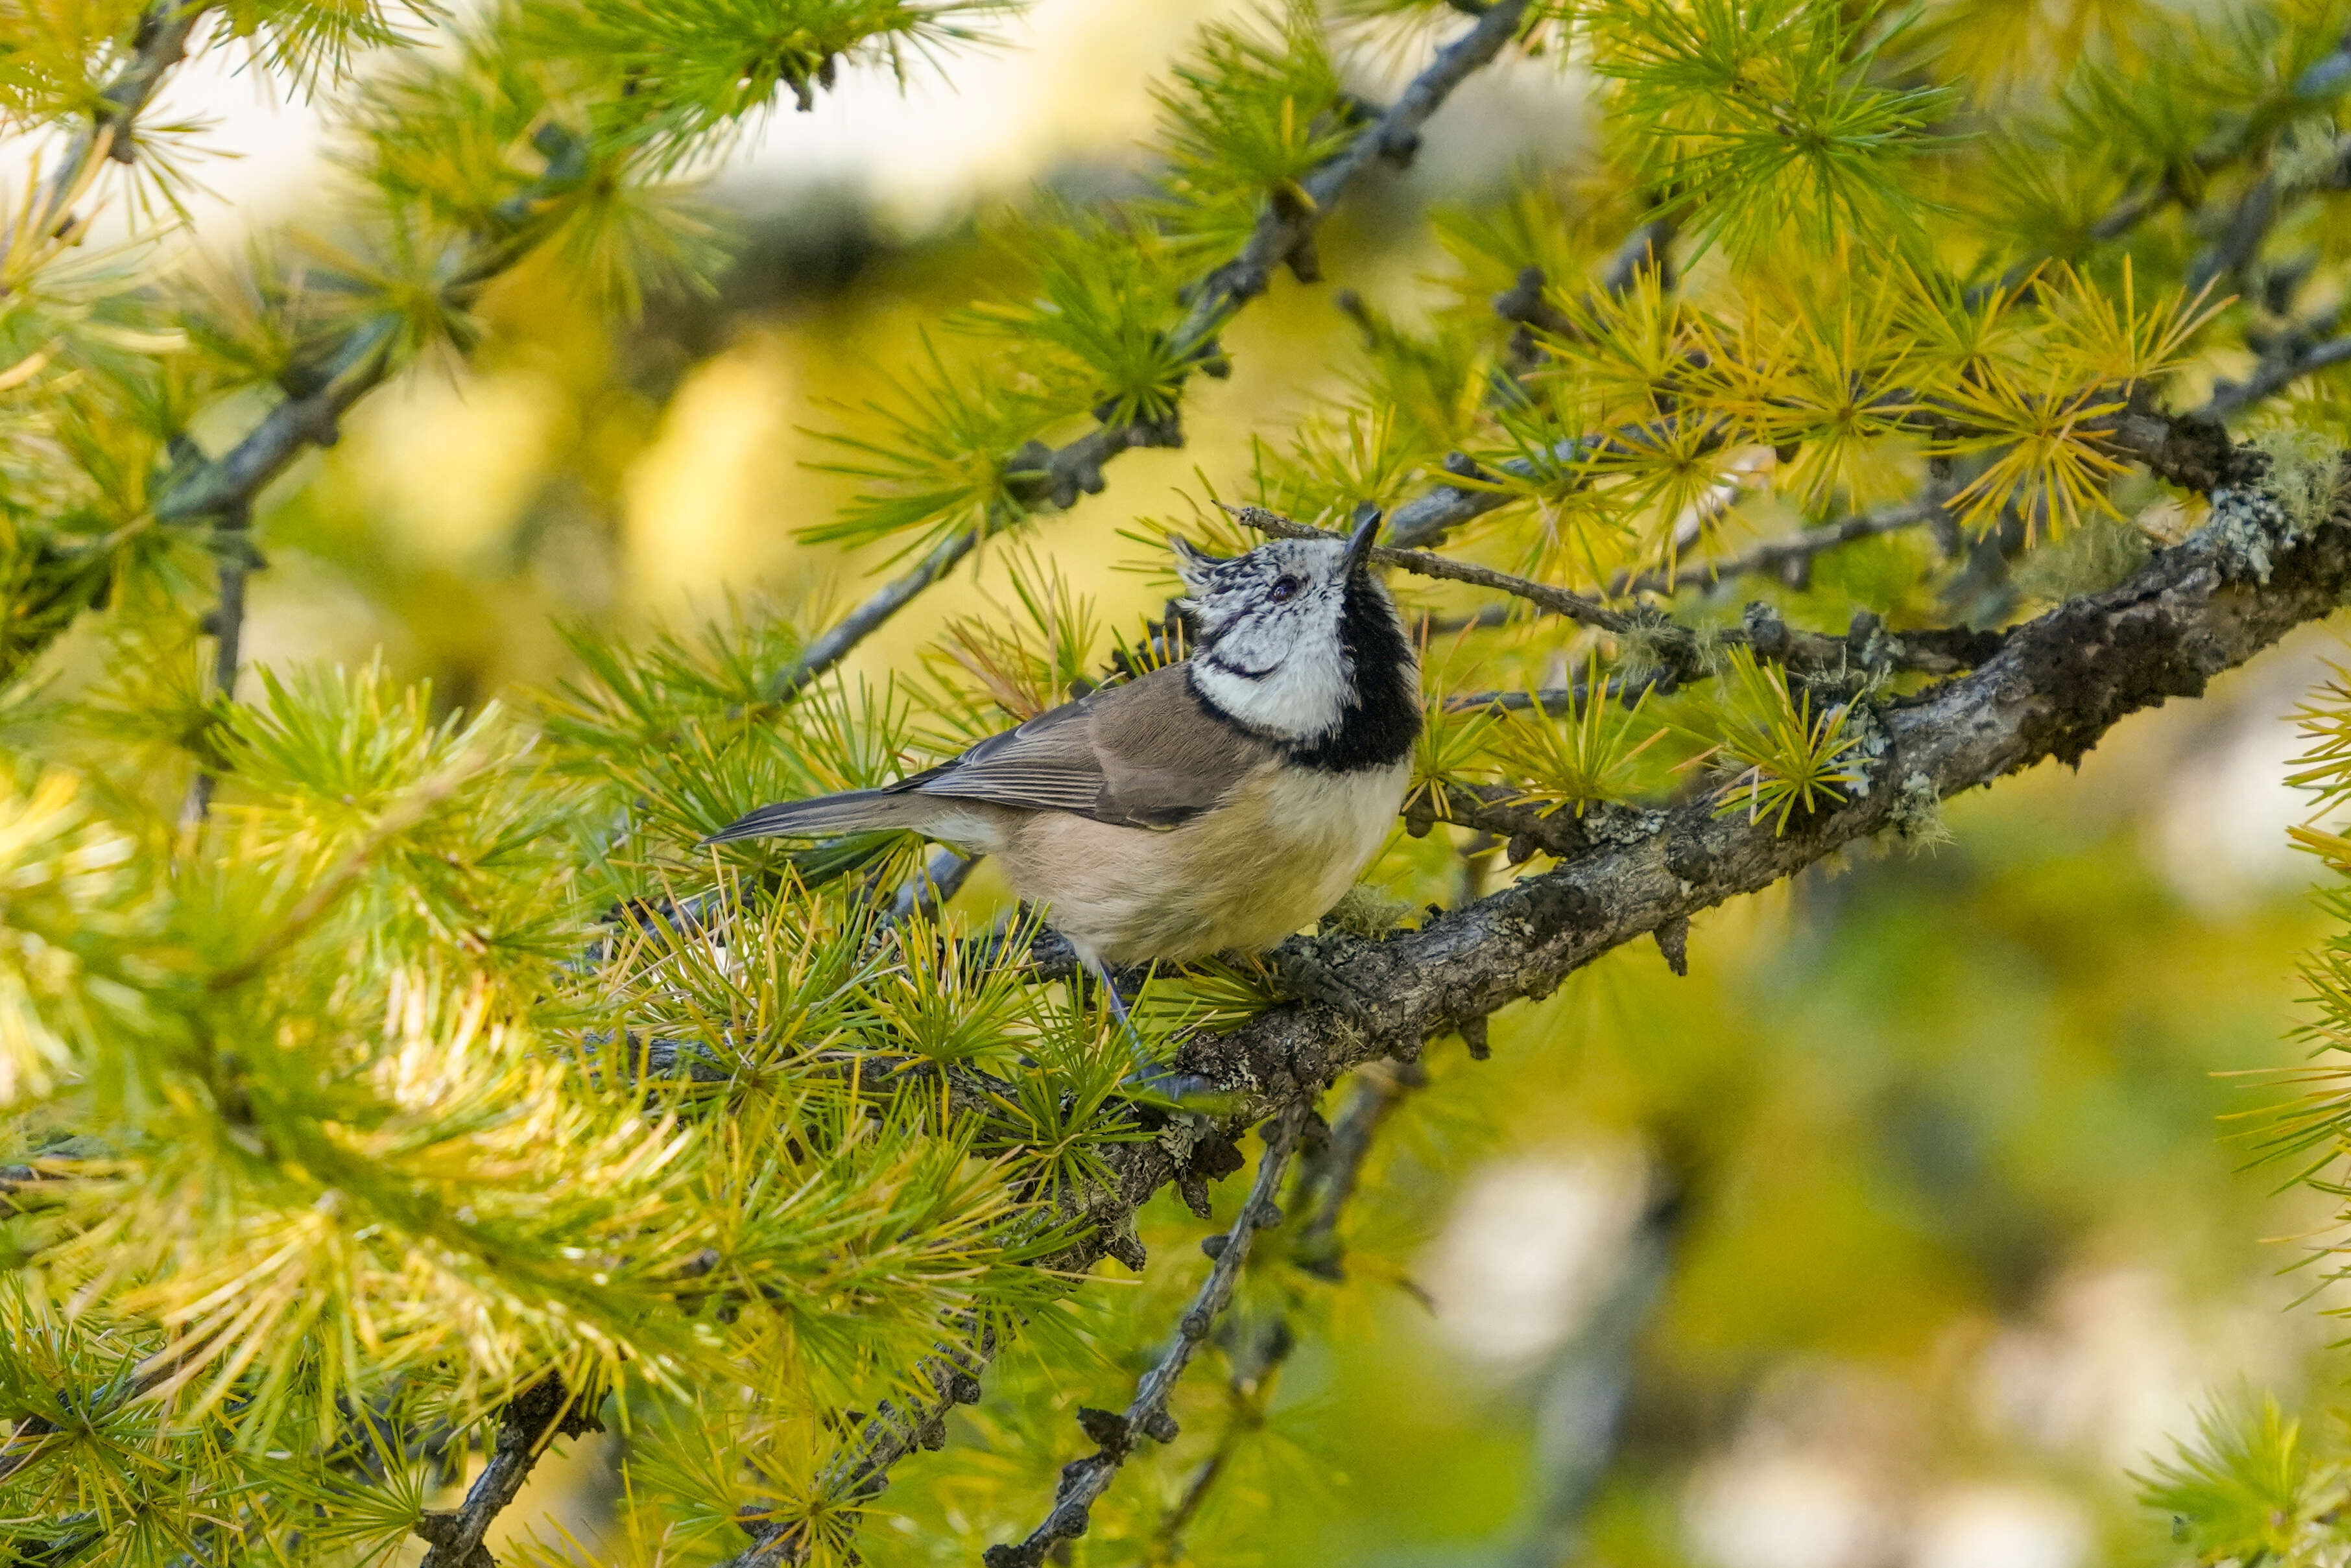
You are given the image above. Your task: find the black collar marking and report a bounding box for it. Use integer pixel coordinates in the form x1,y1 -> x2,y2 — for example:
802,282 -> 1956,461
1285,571 -> 1421,773
1183,573 -> 1421,774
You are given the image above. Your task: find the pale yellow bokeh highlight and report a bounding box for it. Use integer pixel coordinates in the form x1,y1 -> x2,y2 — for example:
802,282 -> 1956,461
350,370 -> 571,571
622,352 -> 796,602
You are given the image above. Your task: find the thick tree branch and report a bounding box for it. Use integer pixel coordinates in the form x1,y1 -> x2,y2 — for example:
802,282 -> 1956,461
758,0 -> 1538,705
666,441 -> 2345,1539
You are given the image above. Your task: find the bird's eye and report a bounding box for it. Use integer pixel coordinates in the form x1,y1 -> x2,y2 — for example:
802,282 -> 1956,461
1269,576 -> 1299,603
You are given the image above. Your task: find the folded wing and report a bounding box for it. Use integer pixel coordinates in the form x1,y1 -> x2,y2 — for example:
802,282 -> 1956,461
896,663 -> 1274,829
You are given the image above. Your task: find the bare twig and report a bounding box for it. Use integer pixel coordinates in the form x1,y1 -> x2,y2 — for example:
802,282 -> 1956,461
1609,500 -> 1939,600
1230,503 -> 1632,630
2189,128 -> 2351,294
1154,1066 -> 1420,1562
2199,320 -> 2351,421
180,505 -> 251,826
1290,1066 -> 1417,1279
758,0 -> 1539,705
985,1102 -> 1310,1568
1493,213 -> 1681,347
1230,505 -> 1999,682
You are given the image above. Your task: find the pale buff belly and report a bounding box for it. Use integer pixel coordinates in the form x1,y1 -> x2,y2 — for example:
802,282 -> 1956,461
996,760 -> 1410,968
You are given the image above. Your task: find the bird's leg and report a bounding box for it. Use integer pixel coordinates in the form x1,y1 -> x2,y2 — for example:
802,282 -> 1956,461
1084,955 -> 1221,1108
1084,954 -> 1147,1063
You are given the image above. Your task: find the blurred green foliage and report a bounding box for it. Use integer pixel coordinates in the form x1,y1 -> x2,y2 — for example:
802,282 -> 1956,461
5,0 -> 2351,1564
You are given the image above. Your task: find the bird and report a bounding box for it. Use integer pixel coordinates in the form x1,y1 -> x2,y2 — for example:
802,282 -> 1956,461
706,507 -> 1423,1071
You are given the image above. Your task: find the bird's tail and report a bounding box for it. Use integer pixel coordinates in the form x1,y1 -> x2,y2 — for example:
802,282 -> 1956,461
703,788 -> 936,845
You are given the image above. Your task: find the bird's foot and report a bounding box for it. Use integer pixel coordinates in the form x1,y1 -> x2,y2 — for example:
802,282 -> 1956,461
1119,1063 -> 1228,1111
1083,955 -> 1228,1109
1265,943 -> 1373,1024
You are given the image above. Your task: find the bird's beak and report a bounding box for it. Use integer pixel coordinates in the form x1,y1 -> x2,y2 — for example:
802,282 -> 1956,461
1345,506 -> 1383,572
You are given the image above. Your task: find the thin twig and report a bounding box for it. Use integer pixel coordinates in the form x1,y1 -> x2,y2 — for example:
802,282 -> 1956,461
1230,504 -> 2000,682
985,1102 -> 1310,1568
2188,128 -> 2351,296
1493,213 -> 1681,345
757,0 -> 1538,706
724,1336 -> 996,1568
25,3 -> 211,243
1226,504 -> 1632,632
412,1374 -> 601,1568
2199,322 -> 2351,421
180,505 -> 250,826
1154,1067 -> 1418,1563
1610,500 -> 1939,600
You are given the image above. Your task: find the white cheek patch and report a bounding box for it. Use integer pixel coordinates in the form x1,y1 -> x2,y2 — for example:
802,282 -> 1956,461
1196,586 -> 1353,740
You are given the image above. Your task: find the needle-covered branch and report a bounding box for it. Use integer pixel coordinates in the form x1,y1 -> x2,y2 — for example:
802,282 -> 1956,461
152,131 -> 597,529
758,0 -> 1537,704
27,3 -> 212,239
723,1339 -> 994,1568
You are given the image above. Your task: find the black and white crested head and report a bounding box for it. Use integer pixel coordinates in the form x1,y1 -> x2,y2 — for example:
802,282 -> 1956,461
1171,510 -> 1422,770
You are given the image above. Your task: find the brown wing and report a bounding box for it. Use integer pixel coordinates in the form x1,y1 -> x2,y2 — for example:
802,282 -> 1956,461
893,663 -> 1274,829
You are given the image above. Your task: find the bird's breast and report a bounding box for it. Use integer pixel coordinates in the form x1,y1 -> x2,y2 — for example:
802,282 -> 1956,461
999,758 -> 1409,967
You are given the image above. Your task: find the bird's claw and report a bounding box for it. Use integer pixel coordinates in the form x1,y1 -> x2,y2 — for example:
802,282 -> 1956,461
1120,1064 -> 1229,1111
1267,947 -> 1372,1023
